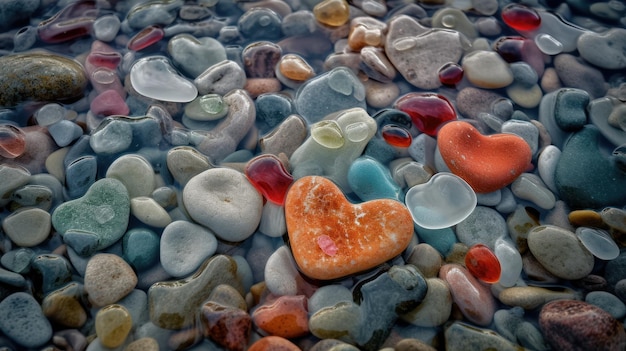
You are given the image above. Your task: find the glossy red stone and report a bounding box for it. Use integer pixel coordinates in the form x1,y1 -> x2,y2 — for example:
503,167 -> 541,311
37,0 -> 98,43
86,51 -> 122,71
465,244 -> 501,284
438,63 -> 464,86
393,93 -> 457,137
244,154 -> 294,205
381,124 -> 412,147
501,4 -> 542,31
127,26 -> 165,51
0,124 -> 27,159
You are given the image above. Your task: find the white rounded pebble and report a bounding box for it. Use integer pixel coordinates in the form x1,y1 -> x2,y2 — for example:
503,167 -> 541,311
2,208 -> 51,247
506,83 -> 543,109
494,237 -> 523,288
537,145 -> 561,193
462,50 -> 514,89
264,245 -> 300,296
106,154 -> 156,199
511,173 -> 556,210
258,201 -> 287,238
502,120 -> 539,157
130,196 -> 172,228
182,168 -> 263,242
160,220 -> 218,277
93,15 -> 121,42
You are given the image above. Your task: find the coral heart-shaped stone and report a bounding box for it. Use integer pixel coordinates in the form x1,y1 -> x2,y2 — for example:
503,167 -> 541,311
437,121 -> 532,193
285,176 -> 413,280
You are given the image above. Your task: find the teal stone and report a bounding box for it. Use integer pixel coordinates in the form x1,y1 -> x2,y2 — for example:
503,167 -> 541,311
347,156 -> 403,202
0,248 -> 35,274
90,116 -> 163,156
30,254 -> 73,297
255,93 -> 294,132
554,88 -> 589,132
555,125 -> 626,209
65,155 -> 98,199
123,228 -> 160,272
63,230 -> 100,257
415,225 -> 457,256
0,292 -> 53,349
52,178 -> 130,251
364,138 -> 397,165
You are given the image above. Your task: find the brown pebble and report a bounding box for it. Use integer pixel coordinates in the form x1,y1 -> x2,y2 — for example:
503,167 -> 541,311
124,337 -> 159,351
244,78 -> 282,98
201,301 -> 252,351
568,209 -> 606,228
394,338 -> 437,351
540,299 -> 626,350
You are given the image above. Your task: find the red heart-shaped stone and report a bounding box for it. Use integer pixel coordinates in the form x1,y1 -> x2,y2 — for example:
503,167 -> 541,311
285,176 -> 414,280
437,121 -> 532,193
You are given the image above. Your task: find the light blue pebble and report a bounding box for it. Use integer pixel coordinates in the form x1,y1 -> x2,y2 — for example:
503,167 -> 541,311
502,119 -> 539,156
0,248 -> 35,274
89,118 -> 133,155
63,230 -> 100,257
65,155 -> 98,199
585,291 -> 626,320
476,190 -> 502,207
364,138 -> 397,164
48,120 -> 83,147
510,62 -> 538,88
415,225 -> 457,256
0,266 -> 26,287
347,156 -> 403,202
308,284 -> 354,315
232,255 -> 254,293
0,292 -> 52,348
160,220 -> 218,277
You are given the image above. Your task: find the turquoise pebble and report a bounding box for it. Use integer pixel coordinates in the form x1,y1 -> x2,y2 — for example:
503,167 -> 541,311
52,178 -> 131,251
555,125 -> 626,209
347,156 -> 403,202
0,266 -> 26,287
123,228 -> 160,272
0,292 -> 53,349
415,226 -> 457,256
63,230 -> 100,257
62,135 -> 92,168
554,88 -> 589,131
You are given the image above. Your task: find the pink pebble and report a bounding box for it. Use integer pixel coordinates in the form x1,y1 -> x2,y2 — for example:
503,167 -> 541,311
90,90 -> 129,116
439,263 -> 496,326
252,294 -> 309,338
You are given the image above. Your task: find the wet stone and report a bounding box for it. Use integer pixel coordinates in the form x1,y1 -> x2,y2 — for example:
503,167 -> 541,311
84,253 -> 137,307
0,53 -> 88,108
167,34 -> 226,78
0,292 -> 53,349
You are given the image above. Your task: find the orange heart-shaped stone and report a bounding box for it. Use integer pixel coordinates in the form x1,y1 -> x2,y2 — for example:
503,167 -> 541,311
285,176 -> 413,280
437,121 -> 532,193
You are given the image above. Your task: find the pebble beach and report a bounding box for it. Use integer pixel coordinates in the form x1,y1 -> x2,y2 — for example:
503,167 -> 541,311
0,0 -> 626,350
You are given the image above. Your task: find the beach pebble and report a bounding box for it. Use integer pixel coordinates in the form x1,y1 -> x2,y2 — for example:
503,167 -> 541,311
183,167 -> 262,242
444,321 -> 521,351
148,255 -> 244,330
0,53 -> 88,108
252,294 -> 309,338
511,173 -> 556,210
284,176 -> 413,280
401,278 -> 452,327
385,16 -> 465,90
0,292 -> 52,349
294,67 -> 366,123
160,220 -> 218,277
462,50 -> 513,89
498,286 -> 580,310
130,196 -> 172,228
201,301 -> 251,351
577,28 -> 626,70
540,300 -> 626,350
437,121 -> 532,193
95,304 -> 133,348
106,154 -> 156,199
2,208 -> 50,247
527,225 -> 594,280
84,253 -> 138,307
553,54 -> 607,99
456,206 -> 506,249
248,336 -> 301,351
168,34 -> 226,78
439,263 -> 496,326
585,291 -> 626,320
194,60 -> 247,96
130,56 -> 198,103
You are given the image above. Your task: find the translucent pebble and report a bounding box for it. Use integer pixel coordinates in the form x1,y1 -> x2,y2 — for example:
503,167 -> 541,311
575,227 -> 620,260
93,15 -> 121,42
381,124 -> 412,147
438,62 -> 464,86
0,124 -> 26,159
501,4 -> 541,31
259,202 -> 287,238
313,0 -> 350,27
127,25 -> 165,51
129,56 -> 198,103
465,244 -> 501,284
310,120 -> 345,149
405,172 -> 477,230
535,33 -> 563,55
244,154 -> 294,205
494,237 -> 523,287
35,103 -> 66,127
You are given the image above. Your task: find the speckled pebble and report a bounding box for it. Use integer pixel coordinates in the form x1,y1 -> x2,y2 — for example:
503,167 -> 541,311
0,292 -> 53,349
84,253 -> 138,307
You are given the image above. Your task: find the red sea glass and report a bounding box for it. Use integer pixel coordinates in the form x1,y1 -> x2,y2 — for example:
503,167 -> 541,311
493,36 -> 526,63
393,93 -> 457,137
381,124 -> 412,147
0,125 -> 27,159
438,63 -> 464,86
38,0 -> 98,43
501,4 -> 542,31
465,244 -> 501,284
244,154 -> 294,205
127,26 -> 165,51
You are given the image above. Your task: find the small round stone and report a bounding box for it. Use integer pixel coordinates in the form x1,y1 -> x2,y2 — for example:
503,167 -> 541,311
95,304 -> 133,348
84,254 -> 138,307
